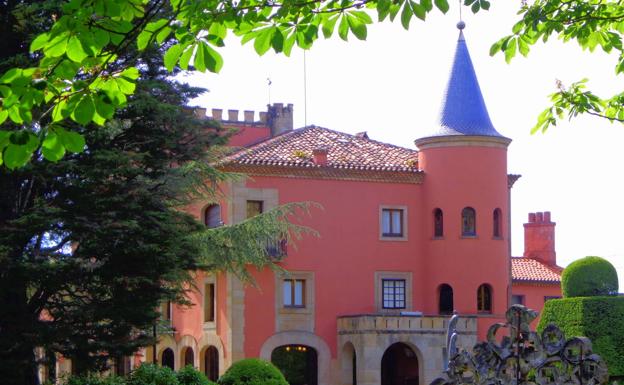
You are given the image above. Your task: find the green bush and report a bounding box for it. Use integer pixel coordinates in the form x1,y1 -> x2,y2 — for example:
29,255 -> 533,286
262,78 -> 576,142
538,296 -> 624,378
561,256 -> 618,297
65,374 -> 126,385
176,365 -> 216,385
127,363 -> 178,385
217,358 -> 288,385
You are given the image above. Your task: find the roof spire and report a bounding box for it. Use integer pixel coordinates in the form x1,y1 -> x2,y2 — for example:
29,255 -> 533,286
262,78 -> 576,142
425,22 -> 506,138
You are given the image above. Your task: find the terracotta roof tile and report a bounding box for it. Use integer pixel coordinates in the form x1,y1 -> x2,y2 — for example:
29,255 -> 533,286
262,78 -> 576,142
511,257 -> 562,283
222,126 -> 420,173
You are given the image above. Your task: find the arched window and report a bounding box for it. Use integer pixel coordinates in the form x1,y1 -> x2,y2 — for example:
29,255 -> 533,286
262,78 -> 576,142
161,348 -> 175,370
493,208 -> 502,238
203,346 -> 219,381
461,207 -> 476,236
434,208 -> 444,238
204,204 -> 221,228
183,347 -> 194,368
477,284 -> 492,313
439,284 -> 453,314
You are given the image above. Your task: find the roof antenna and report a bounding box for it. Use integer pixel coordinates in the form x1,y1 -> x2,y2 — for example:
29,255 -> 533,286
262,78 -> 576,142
303,50 -> 308,127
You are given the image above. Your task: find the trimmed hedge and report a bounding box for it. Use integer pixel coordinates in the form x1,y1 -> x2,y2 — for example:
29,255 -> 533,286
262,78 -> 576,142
217,358 -> 288,385
538,296 -> 624,378
561,256 -> 618,297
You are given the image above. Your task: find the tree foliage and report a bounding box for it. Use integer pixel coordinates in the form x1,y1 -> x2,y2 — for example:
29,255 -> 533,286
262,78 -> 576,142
0,0 -> 453,168
490,0 -> 624,132
0,2 -> 316,385
561,256 -> 618,298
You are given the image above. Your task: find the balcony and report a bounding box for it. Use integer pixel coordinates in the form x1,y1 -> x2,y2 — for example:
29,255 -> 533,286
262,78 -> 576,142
264,238 -> 287,260
336,314 -> 478,385
337,313 -> 477,335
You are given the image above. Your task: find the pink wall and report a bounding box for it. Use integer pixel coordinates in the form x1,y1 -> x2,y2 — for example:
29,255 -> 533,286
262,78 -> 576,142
242,176 -> 426,357
512,282 -> 561,327
419,144 -> 510,338
225,125 -> 271,148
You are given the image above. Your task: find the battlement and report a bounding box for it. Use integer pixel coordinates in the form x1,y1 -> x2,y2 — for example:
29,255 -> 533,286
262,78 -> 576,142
192,103 -> 294,135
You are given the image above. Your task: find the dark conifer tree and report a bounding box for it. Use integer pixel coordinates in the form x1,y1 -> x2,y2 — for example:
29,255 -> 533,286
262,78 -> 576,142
0,2 -> 309,384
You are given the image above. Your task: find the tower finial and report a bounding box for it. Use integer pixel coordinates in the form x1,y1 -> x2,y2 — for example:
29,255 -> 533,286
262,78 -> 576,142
457,0 -> 466,30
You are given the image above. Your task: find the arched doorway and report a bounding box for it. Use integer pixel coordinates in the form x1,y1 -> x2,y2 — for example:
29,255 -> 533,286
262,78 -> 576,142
271,345 -> 318,385
381,343 -> 419,385
161,348 -> 175,370
341,342 -> 357,385
183,347 -> 194,367
203,346 -> 219,381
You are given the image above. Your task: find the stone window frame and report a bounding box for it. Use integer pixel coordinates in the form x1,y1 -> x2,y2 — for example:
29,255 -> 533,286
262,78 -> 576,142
374,271 -> 412,313
379,205 -> 409,241
203,274 -> 217,331
276,271 -> 314,316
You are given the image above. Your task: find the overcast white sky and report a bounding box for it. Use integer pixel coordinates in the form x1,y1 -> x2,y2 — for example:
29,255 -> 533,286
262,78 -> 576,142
181,1 -> 624,287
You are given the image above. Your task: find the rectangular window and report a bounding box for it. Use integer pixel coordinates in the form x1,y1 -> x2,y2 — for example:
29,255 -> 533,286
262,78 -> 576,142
511,294 -> 525,305
246,200 -> 263,218
204,283 -> 215,322
283,279 -> 305,308
161,301 -> 171,321
382,208 -> 404,237
382,279 -> 406,309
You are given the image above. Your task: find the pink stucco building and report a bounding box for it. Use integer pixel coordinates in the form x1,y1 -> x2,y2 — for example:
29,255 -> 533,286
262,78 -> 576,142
138,27 -> 563,385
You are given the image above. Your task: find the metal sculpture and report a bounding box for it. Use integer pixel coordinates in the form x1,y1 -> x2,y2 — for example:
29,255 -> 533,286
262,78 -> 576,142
433,305 -> 609,385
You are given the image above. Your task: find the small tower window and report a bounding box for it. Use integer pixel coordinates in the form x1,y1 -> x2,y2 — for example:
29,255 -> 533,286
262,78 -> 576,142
434,208 -> 444,238
439,284 -> 453,314
493,208 -> 502,238
461,207 -> 476,236
204,204 -> 221,228
477,284 -> 492,313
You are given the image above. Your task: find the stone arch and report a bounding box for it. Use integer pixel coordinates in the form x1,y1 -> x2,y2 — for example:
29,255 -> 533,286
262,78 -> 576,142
375,336 -> 425,385
367,337 -> 426,384
177,335 -> 198,369
340,341 -> 357,385
157,334 -> 176,369
260,331 -> 331,385
381,341 -> 421,385
198,333 -> 225,379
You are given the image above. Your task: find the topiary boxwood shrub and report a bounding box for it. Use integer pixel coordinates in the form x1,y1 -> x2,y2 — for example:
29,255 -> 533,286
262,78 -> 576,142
217,358 -> 288,385
561,256 -> 618,297
176,365 -> 217,385
538,296 -> 624,379
126,363 -> 178,385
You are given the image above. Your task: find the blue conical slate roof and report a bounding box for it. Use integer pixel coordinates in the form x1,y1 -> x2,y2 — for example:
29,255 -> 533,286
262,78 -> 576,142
432,30 -> 504,138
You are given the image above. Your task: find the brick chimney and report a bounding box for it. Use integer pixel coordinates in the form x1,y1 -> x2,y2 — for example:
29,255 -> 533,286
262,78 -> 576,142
267,103 -> 293,136
312,147 -> 328,166
524,211 -> 556,266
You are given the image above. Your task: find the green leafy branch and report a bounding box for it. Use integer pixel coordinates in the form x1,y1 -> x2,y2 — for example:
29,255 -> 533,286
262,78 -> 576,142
533,79 -> 624,133
0,0 -> 457,168
490,0 -> 624,132
192,202 -> 321,283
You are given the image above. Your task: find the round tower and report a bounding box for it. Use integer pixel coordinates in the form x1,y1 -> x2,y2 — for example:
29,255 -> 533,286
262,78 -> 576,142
415,26 -> 511,333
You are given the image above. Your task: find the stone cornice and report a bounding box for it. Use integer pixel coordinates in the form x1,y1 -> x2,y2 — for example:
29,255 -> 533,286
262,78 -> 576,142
414,135 -> 512,150
220,164 -> 424,184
